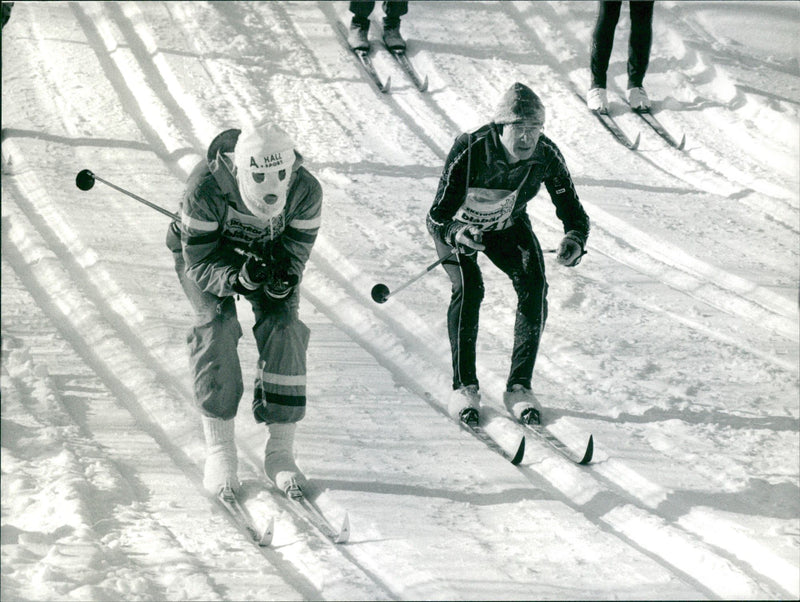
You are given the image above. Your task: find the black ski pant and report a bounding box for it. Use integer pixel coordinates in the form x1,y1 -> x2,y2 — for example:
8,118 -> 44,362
590,0 -> 654,89
349,1 -> 408,29
434,219 -> 548,392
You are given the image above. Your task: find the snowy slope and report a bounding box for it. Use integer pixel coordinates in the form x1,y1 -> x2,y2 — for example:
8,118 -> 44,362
1,1 -> 798,600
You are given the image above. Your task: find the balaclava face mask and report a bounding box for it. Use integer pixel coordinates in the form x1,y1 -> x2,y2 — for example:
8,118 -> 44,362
234,122 -> 296,221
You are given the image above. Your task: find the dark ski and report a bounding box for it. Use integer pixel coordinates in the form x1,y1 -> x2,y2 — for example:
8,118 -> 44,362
387,48 -> 428,92
632,109 -> 686,150
522,424 -> 594,465
426,393 -> 526,465
336,22 -> 391,93
461,420 -> 526,466
591,109 -> 641,150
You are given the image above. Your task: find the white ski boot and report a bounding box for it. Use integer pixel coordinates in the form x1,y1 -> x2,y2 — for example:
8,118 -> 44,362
503,384 -> 542,425
448,384 -> 481,426
587,87 -> 609,114
264,422 -> 306,498
201,416 -> 240,496
627,86 -> 651,112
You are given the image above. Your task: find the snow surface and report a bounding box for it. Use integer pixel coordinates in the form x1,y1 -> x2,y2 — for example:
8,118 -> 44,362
1,1 -> 799,600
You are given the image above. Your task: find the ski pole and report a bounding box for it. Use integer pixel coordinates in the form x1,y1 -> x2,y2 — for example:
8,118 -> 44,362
370,247 -> 567,304
371,249 -> 458,303
75,169 -> 180,222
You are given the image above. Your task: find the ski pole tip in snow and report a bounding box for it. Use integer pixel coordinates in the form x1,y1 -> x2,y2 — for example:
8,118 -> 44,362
371,283 -> 390,304
75,169 -> 95,191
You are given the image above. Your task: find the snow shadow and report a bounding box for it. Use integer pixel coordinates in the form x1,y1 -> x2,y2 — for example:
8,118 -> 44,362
309,477 -> 556,506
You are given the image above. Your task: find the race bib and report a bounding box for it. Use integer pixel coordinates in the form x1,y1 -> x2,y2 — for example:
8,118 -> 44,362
453,187 -> 518,231
223,206 -> 285,245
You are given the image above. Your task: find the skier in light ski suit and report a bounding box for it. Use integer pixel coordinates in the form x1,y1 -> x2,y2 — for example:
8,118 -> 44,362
166,121 -> 322,497
427,82 -> 590,426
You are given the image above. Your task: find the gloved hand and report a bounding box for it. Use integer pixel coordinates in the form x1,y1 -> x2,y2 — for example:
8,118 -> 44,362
235,255 -> 271,292
557,231 -> 585,267
264,268 -> 299,299
451,224 -> 485,256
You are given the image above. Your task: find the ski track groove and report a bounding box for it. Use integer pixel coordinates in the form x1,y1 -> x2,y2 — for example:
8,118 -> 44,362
2,169 -> 382,602
257,0 -> 791,345
4,2 -> 797,598
1,206 -> 309,601
507,1 -> 799,225
313,2 -> 797,346
311,0 -> 798,346
7,7 -> 405,598
299,263 -> 788,600
73,0 -> 800,592
0,351 -> 217,602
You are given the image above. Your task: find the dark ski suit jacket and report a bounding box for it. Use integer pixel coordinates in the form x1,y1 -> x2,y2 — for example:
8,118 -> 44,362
427,123 -> 589,247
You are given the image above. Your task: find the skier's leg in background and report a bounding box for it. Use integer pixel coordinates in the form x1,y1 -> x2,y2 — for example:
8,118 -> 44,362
590,0 -> 622,89
173,251 -> 244,495
349,1 -> 376,28
348,1 -> 375,49
627,0 -> 654,88
381,0 -> 408,50
483,221 -> 547,421
249,289 -> 309,495
381,0 -> 408,27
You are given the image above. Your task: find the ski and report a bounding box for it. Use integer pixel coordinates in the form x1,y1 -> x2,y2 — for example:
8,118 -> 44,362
387,47 -> 428,92
632,110 -> 686,150
284,489 -> 351,544
522,423 -> 594,465
353,49 -> 391,93
218,487 -> 275,547
591,109 -> 641,150
461,419 -> 526,466
336,22 -> 391,93
423,393 -> 525,464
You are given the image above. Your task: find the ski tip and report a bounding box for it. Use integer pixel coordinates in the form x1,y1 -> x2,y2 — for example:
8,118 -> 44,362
630,132 -> 641,151
511,436 -> 526,465
259,517 -> 275,547
579,434 -> 594,465
677,133 -> 686,150
335,512 -> 351,544
419,75 -> 429,93
381,76 -> 392,94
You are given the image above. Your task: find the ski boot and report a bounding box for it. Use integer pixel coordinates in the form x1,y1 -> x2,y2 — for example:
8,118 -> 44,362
348,20 -> 370,51
264,422 -> 306,499
627,86 -> 651,112
382,20 -> 406,52
201,415 -> 240,496
448,384 -> 481,426
587,87 -> 608,114
503,384 -> 542,425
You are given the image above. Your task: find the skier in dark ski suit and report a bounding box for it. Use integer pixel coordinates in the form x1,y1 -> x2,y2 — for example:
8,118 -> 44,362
427,82 -> 590,426
166,121 -> 322,498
